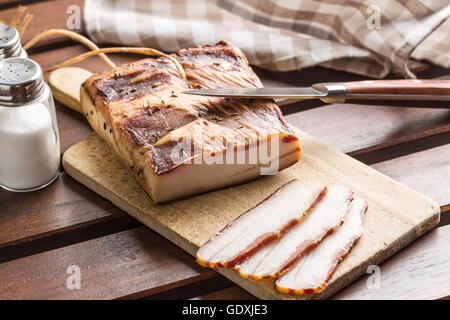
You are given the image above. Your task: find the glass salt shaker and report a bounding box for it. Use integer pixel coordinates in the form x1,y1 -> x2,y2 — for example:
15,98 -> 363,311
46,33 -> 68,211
0,24 -> 27,59
0,57 -> 60,192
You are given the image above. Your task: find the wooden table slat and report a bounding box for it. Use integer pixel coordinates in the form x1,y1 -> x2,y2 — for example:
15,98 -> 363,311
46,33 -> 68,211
0,226 -> 215,299
372,143 -> 450,212
0,172 -> 126,249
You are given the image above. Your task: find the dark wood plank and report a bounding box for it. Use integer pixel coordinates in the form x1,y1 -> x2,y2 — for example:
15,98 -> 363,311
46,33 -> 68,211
0,0 -> 84,49
372,143 -> 450,213
0,226 -> 215,299
0,172 -> 125,249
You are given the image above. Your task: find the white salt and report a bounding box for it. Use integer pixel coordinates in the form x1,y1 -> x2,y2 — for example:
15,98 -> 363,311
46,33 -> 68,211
0,102 -> 60,190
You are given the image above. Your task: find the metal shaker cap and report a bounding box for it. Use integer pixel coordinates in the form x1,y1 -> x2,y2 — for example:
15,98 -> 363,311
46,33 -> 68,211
0,24 -> 25,59
0,57 -> 44,106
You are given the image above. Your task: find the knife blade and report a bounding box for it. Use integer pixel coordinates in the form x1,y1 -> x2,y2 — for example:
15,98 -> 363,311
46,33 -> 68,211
183,80 -> 450,108
184,86 -> 328,100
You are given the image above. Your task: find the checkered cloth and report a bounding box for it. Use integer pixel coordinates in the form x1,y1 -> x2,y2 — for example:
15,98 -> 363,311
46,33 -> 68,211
84,0 -> 450,78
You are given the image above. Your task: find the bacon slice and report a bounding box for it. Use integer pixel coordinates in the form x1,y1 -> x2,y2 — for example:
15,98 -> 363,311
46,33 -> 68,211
235,185 -> 353,279
196,180 -> 327,268
276,197 -> 367,294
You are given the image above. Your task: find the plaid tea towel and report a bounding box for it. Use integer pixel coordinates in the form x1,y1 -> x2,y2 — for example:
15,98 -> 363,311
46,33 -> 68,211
84,0 -> 450,78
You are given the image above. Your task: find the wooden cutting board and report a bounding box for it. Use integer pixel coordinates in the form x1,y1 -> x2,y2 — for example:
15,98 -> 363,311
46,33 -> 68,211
62,127 -> 440,299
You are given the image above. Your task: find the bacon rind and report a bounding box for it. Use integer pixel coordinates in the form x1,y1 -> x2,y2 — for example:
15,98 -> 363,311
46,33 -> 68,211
275,197 -> 368,295
235,184 -> 353,279
196,180 -> 327,268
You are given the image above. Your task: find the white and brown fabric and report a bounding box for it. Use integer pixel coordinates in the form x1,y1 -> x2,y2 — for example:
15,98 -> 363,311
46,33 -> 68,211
84,0 -> 450,78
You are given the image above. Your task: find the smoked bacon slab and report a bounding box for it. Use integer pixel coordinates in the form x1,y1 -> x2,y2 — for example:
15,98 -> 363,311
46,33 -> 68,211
80,41 -> 301,203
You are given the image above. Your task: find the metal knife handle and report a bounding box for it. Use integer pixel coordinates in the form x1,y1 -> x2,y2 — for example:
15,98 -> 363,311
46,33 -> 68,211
314,80 -> 450,108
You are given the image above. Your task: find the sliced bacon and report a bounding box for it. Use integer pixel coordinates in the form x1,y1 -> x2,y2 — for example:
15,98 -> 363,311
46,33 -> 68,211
276,197 -> 367,294
196,180 -> 327,268
235,184 -> 353,279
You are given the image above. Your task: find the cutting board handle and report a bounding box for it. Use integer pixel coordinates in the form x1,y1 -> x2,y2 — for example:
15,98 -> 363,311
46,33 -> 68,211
48,67 -> 93,113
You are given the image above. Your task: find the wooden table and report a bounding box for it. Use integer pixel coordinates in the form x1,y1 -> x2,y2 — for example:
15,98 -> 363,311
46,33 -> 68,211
0,0 -> 449,300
